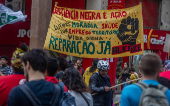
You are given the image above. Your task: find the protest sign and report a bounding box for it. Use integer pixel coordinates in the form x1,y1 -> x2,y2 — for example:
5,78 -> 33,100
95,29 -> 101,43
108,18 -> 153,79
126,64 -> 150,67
44,4 -> 144,58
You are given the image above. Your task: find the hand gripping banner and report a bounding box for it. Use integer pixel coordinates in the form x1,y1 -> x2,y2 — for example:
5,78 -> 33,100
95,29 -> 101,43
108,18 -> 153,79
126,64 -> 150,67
44,4 -> 144,58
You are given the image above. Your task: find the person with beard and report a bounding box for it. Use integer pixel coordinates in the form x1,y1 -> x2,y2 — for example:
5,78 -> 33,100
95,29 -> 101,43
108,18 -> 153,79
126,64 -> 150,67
77,59 -> 84,76
0,55 -> 10,75
89,60 -> 113,106
8,49 -> 63,106
55,56 -> 68,81
117,62 -> 130,87
44,57 -> 68,92
0,43 -> 27,106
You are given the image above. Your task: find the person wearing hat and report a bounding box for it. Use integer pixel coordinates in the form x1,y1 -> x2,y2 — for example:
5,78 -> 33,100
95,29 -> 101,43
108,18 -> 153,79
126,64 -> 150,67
89,60 -> 113,106
0,43 -> 28,106
0,55 -> 10,76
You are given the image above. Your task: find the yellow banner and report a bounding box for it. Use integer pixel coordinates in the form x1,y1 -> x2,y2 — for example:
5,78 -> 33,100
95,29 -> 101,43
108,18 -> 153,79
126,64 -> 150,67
44,4 -> 144,58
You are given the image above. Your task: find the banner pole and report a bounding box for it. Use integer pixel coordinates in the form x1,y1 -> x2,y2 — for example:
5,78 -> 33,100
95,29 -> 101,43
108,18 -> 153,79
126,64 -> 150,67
91,78 -> 142,96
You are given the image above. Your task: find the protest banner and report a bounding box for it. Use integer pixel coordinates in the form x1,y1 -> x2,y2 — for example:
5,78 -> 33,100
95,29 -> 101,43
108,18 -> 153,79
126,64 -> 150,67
44,4 -> 144,58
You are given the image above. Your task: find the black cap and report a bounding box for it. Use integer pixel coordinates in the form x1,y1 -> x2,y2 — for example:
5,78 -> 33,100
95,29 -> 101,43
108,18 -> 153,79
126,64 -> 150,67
0,55 -> 9,61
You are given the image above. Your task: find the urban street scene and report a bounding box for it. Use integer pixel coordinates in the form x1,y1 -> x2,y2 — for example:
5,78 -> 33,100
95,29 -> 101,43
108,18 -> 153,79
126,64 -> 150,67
0,0 -> 170,106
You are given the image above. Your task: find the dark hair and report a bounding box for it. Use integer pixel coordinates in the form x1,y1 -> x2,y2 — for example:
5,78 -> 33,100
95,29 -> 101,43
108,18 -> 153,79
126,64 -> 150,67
158,77 -> 170,89
129,68 -> 135,72
57,56 -> 68,71
124,62 -> 129,67
20,43 -> 28,52
77,59 -> 81,62
62,67 -> 90,92
47,57 -> 58,76
21,49 -> 48,73
74,61 -> 78,65
89,58 -> 99,72
12,66 -> 23,72
122,62 -> 129,73
140,53 -> 161,76
0,55 -> 9,61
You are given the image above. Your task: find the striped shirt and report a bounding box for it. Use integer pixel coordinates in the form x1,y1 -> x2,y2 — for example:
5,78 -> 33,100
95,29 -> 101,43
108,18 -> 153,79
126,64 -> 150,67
0,66 -> 10,75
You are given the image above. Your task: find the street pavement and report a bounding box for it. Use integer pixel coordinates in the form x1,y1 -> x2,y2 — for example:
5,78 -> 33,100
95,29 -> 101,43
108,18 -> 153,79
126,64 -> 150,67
113,94 -> 121,104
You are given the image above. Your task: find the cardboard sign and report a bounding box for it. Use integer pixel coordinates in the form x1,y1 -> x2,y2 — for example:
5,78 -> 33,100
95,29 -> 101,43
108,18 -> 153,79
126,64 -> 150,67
44,4 -> 144,58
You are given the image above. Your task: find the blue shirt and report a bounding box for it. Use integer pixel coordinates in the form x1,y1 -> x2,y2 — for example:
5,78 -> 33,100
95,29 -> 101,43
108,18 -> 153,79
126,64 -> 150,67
121,80 -> 170,106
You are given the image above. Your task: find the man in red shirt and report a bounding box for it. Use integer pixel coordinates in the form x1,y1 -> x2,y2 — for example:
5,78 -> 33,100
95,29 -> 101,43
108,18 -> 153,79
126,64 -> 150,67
45,57 -> 68,92
0,44 -> 28,106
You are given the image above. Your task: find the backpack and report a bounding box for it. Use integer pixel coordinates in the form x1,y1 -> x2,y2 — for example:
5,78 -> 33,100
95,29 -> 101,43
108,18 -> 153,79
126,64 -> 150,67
18,83 -> 63,106
59,82 -> 76,106
135,82 -> 169,106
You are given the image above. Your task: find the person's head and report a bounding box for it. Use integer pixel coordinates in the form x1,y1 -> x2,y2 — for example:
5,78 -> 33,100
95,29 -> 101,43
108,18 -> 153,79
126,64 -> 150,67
89,58 -> 99,72
124,62 -> 129,69
57,56 -> 68,71
77,59 -> 81,67
45,57 -> 58,77
138,53 -> 161,79
21,49 -> 48,81
0,55 -> 8,66
62,67 -> 90,92
1,13 -> 7,24
74,62 -> 78,69
97,60 -> 110,77
129,68 -> 136,74
11,43 -> 29,73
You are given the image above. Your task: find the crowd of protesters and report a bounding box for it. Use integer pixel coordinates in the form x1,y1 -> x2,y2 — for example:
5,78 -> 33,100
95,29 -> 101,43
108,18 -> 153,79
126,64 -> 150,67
0,43 -> 170,106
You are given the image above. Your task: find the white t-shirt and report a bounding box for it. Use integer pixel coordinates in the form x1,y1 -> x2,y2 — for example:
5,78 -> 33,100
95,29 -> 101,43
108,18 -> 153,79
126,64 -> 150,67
68,90 -> 93,106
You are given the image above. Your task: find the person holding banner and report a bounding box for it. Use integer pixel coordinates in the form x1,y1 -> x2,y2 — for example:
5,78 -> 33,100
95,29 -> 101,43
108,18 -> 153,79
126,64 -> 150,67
89,60 -> 113,106
117,62 -> 130,88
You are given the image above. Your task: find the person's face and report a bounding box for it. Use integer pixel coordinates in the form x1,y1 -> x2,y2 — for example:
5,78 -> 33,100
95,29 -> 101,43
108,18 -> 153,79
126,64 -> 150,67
77,60 -> 81,67
0,58 -> 8,65
124,63 -> 127,68
22,62 -> 29,82
74,63 -> 78,69
1,15 -> 6,24
99,70 -> 108,77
